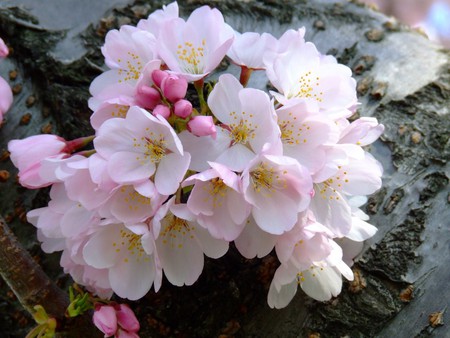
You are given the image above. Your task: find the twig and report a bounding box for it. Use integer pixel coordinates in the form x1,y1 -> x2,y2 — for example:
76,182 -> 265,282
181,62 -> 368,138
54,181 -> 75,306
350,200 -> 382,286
0,216 -> 100,337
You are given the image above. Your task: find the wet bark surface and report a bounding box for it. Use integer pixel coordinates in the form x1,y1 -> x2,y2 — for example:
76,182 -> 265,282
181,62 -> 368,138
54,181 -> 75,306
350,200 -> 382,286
0,0 -> 449,337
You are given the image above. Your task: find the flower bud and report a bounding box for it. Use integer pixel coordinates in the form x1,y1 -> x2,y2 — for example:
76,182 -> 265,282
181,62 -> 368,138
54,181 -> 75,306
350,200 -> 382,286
8,134 -> 68,188
93,305 -> 117,337
161,75 -> 188,103
173,99 -> 192,118
135,85 -> 161,110
116,304 -> 140,333
151,69 -> 169,88
187,116 -> 216,139
152,104 -> 171,119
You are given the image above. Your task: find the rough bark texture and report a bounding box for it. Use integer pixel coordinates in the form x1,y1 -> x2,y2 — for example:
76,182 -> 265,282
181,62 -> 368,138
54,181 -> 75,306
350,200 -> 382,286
0,217 -> 100,337
0,216 -> 69,317
0,0 -> 449,337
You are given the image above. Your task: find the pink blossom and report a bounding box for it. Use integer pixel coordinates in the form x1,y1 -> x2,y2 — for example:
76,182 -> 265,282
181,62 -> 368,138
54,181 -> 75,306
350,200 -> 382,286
268,242 -> 353,308
151,197 -> 229,286
157,5 -> 234,81
0,76 -> 13,122
137,1 -> 179,40
275,212 -> 334,267
183,162 -> 250,241
94,106 -> 190,195
276,100 -> 339,174
83,223 -> 161,300
207,74 -> 281,171
178,129 -> 230,172
93,305 -> 118,337
89,98 -> 133,131
97,180 -> 165,224
101,25 -> 156,77
270,28 -> 306,54
338,117 -> 385,146
241,147 -> 313,235
265,38 -> 356,118
234,215 -> 278,259
60,248 -> 113,299
89,29 -> 160,111
8,135 -> 68,188
187,116 -> 216,138
227,31 -> 276,69
173,99 -> 192,118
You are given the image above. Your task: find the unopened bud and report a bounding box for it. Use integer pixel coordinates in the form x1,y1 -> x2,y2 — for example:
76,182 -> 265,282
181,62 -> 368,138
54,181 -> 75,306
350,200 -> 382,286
161,75 -> 188,103
187,116 -> 216,139
152,104 -> 171,119
135,85 -> 161,109
151,70 -> 169,88
173,99 -> 192,118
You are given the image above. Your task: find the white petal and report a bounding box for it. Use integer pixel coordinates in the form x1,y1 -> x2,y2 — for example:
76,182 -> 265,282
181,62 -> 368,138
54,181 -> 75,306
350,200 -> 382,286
109,257 -> 156,300
300,266 -> 342,301
155,152 -> 190,195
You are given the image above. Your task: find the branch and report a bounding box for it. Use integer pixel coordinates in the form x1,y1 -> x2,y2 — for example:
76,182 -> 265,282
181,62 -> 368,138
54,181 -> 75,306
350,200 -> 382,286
0,216 -> 100,337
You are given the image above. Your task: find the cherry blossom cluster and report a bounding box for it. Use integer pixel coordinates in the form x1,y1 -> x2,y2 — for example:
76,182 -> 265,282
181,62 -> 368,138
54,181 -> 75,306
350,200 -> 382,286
8,2 -> 384,309
0,37 -> 13,123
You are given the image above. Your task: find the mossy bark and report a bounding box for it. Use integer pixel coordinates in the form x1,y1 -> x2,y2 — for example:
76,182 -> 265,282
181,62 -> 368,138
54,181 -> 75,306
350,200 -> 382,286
0,0 -> 448,337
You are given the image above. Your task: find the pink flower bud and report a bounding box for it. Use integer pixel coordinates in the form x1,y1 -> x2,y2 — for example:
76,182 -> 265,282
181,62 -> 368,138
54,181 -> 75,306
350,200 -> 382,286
93,305 -> 118,337
0,38 -> 8,58
8,134 -> 68,188
173,99 -> 192,118
152,104 -> 171,119
161,75 -> 188,103
116,304 -> 140,333
135,85 -> 161,109
187,116 -> 216,139
151,69 -> 169,88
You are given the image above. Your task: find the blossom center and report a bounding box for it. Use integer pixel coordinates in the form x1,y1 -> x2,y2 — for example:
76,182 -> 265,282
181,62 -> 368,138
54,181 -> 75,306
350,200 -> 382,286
204,178 -> 228,208
289,71 -> 323,102
229,115 -> 256,146
112,229 -> 148,263
160,214 -> 195,249
121,187 -> 152,211
117,51 -> 143,83
176,40 -> 207,74
250,163 -> 287,196
279,117 -> 310,146
317,166 -> 349,200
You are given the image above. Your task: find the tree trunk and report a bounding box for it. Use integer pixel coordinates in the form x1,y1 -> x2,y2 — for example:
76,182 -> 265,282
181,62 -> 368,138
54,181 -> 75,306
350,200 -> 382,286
0,0 -> 448,337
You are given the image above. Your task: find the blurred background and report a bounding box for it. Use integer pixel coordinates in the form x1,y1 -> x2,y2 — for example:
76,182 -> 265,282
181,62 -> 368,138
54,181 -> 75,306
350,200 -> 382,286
359,0 -> 450,47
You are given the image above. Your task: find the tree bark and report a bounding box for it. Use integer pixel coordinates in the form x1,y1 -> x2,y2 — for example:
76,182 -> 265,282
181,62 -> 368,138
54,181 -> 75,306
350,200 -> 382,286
0,0 -> 448,337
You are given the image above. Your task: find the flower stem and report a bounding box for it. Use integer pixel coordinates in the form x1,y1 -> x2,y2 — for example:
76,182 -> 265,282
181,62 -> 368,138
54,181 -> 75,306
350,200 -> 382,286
239,66 -> 253,87
194,79 -> 208,115
65,135 -> 95,153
